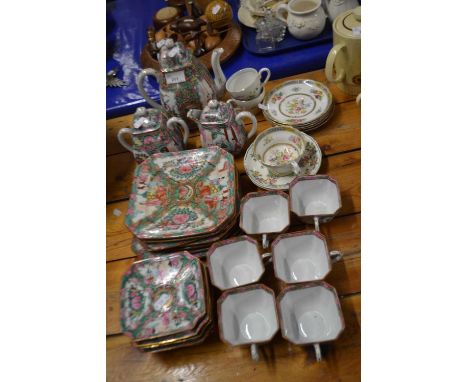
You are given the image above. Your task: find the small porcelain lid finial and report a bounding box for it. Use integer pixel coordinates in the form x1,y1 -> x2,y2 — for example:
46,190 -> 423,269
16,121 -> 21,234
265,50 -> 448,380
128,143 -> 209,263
208,100 -> 219,109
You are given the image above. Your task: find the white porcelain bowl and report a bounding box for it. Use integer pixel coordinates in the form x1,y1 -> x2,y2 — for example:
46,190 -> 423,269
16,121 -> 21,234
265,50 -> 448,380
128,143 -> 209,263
219,285 -> 279,346
240,191 -> 290,235
278,283 -> 344,345
207,236 -> 264,290
289,175 -> 341,225
272,231 -> 331,283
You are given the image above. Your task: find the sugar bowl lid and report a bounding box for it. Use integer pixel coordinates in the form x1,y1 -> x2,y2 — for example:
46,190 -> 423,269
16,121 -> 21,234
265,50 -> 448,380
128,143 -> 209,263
199,100 -> 233,125
334,6 -> 361,39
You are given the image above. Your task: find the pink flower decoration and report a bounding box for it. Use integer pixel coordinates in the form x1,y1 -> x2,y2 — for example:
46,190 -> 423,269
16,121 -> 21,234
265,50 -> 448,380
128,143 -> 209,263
172,214 -> 189,225
186,284 -> 196,298
179,164 -> 192,174
143,136 -> 154,144
162,312 -> 170,326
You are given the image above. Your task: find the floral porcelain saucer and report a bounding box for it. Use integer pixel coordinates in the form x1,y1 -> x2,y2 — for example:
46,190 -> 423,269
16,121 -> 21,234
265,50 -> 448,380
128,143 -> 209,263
244,132 -> 322,190
261,80 -> 333,126
120,252 -> 207,341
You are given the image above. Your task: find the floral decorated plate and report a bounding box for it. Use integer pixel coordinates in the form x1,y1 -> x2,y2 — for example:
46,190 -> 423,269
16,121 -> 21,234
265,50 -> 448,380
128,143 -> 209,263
120,251 -> 207,341
244,132 -> 322,190
261,80 -> 333,126
125,147 -> 236,240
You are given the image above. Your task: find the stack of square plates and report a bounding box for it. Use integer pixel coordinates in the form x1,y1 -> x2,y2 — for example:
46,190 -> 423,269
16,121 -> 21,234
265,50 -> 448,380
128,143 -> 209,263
120,251 -> 213,352
260,79 -> 334,132
125,147 -> 240,258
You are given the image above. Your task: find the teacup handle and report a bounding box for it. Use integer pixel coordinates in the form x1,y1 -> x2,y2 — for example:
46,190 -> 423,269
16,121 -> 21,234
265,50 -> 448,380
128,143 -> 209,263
276,4 -> 288,24
325,43 -> 346,83
235,111 -> 257,139
262,252 -> 272,264
330,250 -> 343,263
314,343 -> 322,362
262,233 -> 269,249
258,68 -> 271,87
136,69 -> 164,111
167,117 -> 190,145
117,128 -> 134,153
251,344 -> 259,362
257,103 -> 268,111
291,161 -> 300,175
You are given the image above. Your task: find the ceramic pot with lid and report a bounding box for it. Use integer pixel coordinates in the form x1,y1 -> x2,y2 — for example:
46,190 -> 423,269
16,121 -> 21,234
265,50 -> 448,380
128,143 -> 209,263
117,106 -> 189,164
325,6 -> 361,95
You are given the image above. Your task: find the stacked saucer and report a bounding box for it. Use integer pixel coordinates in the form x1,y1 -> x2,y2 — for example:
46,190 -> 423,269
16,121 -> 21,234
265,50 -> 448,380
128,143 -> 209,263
125,146 -> 239,258
260,79 -> 335,132
120,251 -> 213,352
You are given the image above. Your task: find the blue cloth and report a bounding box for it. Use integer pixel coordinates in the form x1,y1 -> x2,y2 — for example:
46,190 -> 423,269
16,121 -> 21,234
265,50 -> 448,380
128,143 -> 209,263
106,0 -> 332,119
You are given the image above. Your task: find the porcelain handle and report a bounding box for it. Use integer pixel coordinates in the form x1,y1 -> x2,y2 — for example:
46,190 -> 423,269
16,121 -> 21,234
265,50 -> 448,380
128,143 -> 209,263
117,128 -> 134,153
251,344 -> 259,362
356,93 -> 361,105
236,111 -> 257,139
258,68 -> 271,88
257,103 -> 268,111
330,250 -> 343,263
167,117 -> 190,146
313,216 -> 320,232
275,4 -> 288,24
325,43 -> 346,83
136,69 -> 164,111
262,233 -> 269,249
314,343 -> 322,362
291,160 -> 300,175
261,252 -> 272,264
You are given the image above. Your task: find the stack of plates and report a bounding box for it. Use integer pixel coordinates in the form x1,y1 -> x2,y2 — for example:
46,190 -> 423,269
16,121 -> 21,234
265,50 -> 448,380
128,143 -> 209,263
260,79 -> 335,132
120,252 -> 213,352
125,147 -> 239,258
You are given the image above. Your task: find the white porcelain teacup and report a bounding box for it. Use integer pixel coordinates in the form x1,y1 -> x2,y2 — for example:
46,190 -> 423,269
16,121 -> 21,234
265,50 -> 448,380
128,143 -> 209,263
227,88 -> 266,112
226,67 -> 271,101
277,281 -> 345,362
218,284 -> 279,361
240,191 -> 290,248
271,230 -> 342,283
207,236 -> 265,291
289,175 -> 342,231
253,126 -> 306,177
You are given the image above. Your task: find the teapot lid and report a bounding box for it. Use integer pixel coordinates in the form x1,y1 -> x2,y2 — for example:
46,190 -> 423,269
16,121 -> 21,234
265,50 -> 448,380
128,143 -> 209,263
157,39 -> 193,73
199,100 -> 233,125
334,6 -> 361,39
132,107 -> 166,134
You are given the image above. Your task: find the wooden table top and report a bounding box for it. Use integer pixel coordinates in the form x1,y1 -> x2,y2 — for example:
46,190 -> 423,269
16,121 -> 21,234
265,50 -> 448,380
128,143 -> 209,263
106,69 -> 361,381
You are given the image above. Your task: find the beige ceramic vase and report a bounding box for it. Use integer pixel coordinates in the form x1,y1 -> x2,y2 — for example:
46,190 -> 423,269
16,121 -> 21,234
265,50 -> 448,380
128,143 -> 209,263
325,6 -> 361,96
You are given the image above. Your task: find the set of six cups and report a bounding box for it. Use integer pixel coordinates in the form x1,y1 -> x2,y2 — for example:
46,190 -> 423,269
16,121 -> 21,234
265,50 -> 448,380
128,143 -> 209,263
207,174 -> 346,362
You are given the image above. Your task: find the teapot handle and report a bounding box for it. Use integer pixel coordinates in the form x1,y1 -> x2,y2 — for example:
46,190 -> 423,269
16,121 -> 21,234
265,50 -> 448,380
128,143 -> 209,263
325,43 -> 346,83
117,128 -> 135,153
136,69 -> 164,111
167,117 -> 190,146
235,111 -> 257,139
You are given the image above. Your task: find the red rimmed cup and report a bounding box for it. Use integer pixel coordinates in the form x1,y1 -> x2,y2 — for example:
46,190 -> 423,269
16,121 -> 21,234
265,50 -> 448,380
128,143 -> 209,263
271,230 -> 342,284
239,191 -> 290,249
206,236 -> 266,291
289,175 -> 342,232
217,284 -> 279,361
276,281 -> 345,362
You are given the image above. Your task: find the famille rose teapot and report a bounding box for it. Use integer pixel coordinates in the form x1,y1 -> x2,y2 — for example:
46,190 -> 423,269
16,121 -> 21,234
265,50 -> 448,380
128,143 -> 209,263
137,39 -> 226,130
117,106 -> 189,164
187,99 -> 257,155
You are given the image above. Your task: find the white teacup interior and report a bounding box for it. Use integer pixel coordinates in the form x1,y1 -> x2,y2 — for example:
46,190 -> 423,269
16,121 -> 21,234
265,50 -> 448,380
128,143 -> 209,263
279,285 -> 343,344
210,239 -> 264,290
274,234 -> 330,282
220,289 -> 278,345
291,178 -> 340,216
227,69 -> 259,92
241,194 -> 289,234
255,128 -> 304,167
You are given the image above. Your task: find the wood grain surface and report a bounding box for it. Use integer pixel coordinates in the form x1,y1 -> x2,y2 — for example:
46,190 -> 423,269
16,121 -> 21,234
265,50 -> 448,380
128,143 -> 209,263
106,68 -> 361,381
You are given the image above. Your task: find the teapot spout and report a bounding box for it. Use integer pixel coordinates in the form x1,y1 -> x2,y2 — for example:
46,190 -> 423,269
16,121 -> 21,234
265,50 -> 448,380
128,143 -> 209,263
211,48 -> 226,99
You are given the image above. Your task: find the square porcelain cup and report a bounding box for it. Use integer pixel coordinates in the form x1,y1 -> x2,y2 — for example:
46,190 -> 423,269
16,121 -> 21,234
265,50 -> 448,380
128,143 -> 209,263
277,282 -> 345,362
240,191 -> 290,248
218,284 -> 279,361
289,175 -> 342,231
253,126 -> 306,177
207,236 -> 265,291
271,230 -> 342,284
